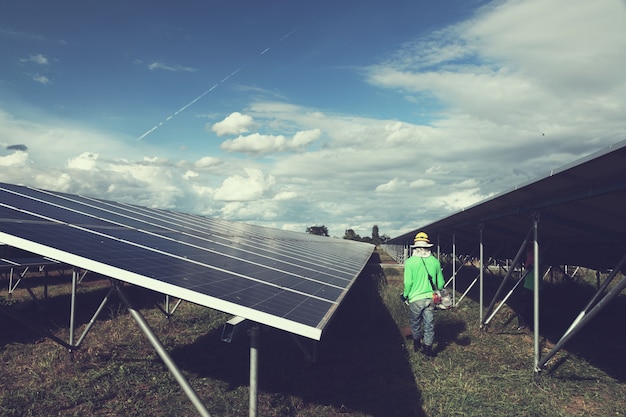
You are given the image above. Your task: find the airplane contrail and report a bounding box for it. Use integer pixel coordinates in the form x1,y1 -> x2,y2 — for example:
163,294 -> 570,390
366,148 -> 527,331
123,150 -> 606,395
136,26 -> 299,142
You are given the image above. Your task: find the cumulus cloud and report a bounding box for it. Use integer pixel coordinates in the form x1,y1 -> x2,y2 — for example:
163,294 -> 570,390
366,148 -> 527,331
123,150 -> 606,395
365,0 -> 626,136
183,170 -> 199,180
219,200 -> 278,221
211,112 -> 255,136
273,191 -> 297,200
410,179 -> 435,188
428,189 -> 494,211
375,178 -> 406,193
0,151 -> 29,167
221,129 -> 320,155
0,0 -> 624,241
67,152 -> 99,170
194,156 -> 221,169
213,168 -> 275,201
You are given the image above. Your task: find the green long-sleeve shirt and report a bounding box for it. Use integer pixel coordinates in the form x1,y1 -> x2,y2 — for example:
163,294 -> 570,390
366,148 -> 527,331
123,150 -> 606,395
403,253 -> 444,303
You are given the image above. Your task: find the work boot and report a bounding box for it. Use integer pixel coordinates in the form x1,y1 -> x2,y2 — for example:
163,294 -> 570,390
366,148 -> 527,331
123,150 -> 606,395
413,338 -> 421,353
422,345 -> 433,357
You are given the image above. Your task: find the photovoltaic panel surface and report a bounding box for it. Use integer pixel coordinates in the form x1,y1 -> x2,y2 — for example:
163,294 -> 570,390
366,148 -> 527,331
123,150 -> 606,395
387,139 -> 626,270
0,183 -> 374,340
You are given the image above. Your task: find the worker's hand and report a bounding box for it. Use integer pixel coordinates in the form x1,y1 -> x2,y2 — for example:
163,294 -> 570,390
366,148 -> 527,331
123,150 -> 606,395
400,294 -> 409,305
432,291 -> 442,304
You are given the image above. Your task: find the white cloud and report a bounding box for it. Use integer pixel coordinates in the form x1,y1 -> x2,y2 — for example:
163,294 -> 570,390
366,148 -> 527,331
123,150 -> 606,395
0,0 -> 624,241
219,200 -> 279,221
183,170 -> 198,180
67,152 -> 99,170
220,129 -> 320,155
194,156 -> 221,169
147,62 -> 197,72
213,168 -> 275,201
365,0 -> 626,138
21,54 -> 49,65
453,178 -> 478,188
211,112 -> 254,136
428,189 -> 494,212
0,151 -> 29,167
32,74 -> 50,84
273,191 -> 297,200
291,129 -> 321,149
410,179 -> 435,189
375,178 -> 406,193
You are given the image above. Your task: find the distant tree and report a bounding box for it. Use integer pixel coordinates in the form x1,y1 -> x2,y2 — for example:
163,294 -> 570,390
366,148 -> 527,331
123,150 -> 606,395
372,225 -> 381,246
380,234 -> 391,244
343,229 -> 361,241
306,225 -> 329,236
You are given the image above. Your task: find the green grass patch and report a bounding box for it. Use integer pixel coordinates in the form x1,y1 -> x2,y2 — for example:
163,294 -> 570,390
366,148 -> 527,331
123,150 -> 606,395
0,258 -> 624,416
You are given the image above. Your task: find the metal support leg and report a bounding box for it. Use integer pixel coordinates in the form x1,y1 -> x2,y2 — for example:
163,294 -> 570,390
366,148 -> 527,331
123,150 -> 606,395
483,271 -> 527,326
537,253 -> 626,372
479,225 -> 484,324
532,217 -> 540,373
249,326 -> 259,417
74,285 -> 116,348
69,268 -> 78,349
452,232 -> 456,306
482,227 -> 533,327
114,282 -> 212,417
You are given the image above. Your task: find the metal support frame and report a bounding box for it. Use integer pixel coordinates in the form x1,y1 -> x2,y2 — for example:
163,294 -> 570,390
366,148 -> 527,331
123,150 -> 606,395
444,247 -> 482,310
67,269 -> 119,352
1,270 -> 214,416
138,289 -> 184,319
4,269 -> 119,352
114,281 -> 213,417
481,226 -> 534,328
164,295 -> 183,317
222,316 -> 318,416
452,232 -> 456,306
8,265 -> 29,294
537,253 -> 626,373
69,268 -> 77,348
5,259 -> 63,294
455,263 -> 494,307
483,269 -> 528,327
531,216 -> 540,371
479,224 -> 484,324
249,326 -> 259,417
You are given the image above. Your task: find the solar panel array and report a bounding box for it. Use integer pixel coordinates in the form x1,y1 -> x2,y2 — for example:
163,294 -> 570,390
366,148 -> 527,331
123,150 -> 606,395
0,182 -> 374,340
386,139 -> 626,270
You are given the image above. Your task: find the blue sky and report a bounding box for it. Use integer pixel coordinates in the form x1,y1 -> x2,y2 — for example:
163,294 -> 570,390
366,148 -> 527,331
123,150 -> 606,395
1,0 -> 625,239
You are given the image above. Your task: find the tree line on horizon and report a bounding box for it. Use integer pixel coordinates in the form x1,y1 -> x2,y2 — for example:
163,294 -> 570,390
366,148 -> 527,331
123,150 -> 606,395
306,224 -> 390,245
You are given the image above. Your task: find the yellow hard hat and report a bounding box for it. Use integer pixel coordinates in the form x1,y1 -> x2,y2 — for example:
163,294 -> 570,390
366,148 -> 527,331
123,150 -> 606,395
412,231 -> 433,247
411,232 -> 433,248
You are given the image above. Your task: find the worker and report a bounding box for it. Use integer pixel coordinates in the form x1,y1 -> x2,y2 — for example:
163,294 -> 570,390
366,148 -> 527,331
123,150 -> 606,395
402,232 -> 444,357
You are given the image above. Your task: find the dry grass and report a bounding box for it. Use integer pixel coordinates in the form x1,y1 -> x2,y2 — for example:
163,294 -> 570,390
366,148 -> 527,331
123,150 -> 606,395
1,251 -> 625,416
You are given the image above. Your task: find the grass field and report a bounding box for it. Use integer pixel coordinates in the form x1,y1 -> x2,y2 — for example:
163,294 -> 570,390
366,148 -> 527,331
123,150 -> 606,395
1,248 -> 624,416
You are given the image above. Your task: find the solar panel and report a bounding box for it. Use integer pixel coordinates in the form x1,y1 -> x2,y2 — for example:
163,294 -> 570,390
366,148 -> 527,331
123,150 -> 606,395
0,182 -> 374,340
387,139 -> 626,270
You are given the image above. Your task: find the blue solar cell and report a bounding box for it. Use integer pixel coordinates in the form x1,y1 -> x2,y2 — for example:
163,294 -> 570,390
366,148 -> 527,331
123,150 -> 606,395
0,182 -> 373,340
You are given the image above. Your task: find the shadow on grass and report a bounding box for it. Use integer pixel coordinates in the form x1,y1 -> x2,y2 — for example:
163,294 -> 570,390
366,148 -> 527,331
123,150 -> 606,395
171,255 -> 426,417
447,265 -> 626,382
0,275 -> 164,347
433,315 -> 470,355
